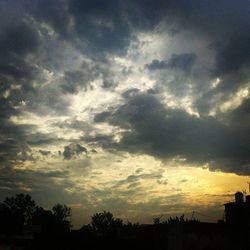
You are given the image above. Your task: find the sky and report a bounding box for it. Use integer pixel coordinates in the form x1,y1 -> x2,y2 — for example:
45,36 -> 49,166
0,0 -> 250,228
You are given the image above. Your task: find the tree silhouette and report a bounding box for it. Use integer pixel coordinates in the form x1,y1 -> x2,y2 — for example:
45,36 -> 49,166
52,204 -> 71,222
30,206 -> 55,234
52,204 -> 72,233
0,193 -> 36,233
91,211 -> 123,236
153,217 -> 161,225
0,202 -> 14,234
3,193 -> 36,224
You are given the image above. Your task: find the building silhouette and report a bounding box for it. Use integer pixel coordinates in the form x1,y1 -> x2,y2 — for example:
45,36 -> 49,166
224,191 -> 250,226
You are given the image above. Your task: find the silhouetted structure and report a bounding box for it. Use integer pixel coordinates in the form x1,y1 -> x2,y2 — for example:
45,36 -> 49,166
224,191 -> 250,226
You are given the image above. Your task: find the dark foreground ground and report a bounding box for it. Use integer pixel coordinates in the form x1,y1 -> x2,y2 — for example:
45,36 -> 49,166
1,222 -> 250,250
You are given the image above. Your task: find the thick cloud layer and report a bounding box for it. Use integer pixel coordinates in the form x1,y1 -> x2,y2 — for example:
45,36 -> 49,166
146,53 -> 197,72
63,143 -> 87,160
94,92 -> 250,175
0,0 -> 250,210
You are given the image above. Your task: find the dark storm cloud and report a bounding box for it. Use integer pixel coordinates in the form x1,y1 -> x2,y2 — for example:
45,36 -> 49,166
38,150 -> 51,156
62,0 -> 250,105
54,118 -> 92,132
34,0 -> 133,55
0,166 -> 77,208
0,22 -> 39,56
0,2 -> 58,171
0,120 -> 65,169
195,71 -> 249,116
135,0 -> 250,117
0,120 -> 36,168
0,0 -> 249,178
228,98 -> 250,127
146,53 -> 196,72
214,33 -> 250,76
0,139 -> 32,167
62,71 -> 90,93
83,134 -> 116,150
63,143 -> 87,160
0,0 -> 248,101
68,0 -> 131,55
27,132 -> 62,146
35,169 -> 70,178
1,0 -> 249,71
94,112 -> 112,123
94,91 -> 250,175
102,79 -> 118,89
114,171 -> 165,188
0,20 -> 42,92
61,61 -> 101,93
163,1 -> 250,115
34,0 -> 71,37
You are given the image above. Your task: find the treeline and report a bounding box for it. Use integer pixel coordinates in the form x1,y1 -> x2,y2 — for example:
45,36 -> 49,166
0,193 -> 142,237
3,194 -> 246,250
0,193 -> 71,235
0,193 -> 198,237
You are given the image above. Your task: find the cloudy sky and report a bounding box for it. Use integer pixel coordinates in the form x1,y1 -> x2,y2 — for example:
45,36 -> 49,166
0,0 -> 250,227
